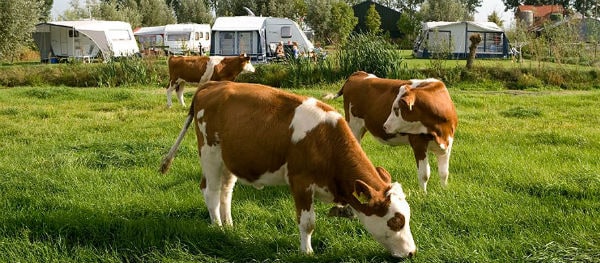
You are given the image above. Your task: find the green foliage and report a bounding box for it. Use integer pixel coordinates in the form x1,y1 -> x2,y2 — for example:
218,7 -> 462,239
419,0 -> 472,22
0,0 -> 42,62
365,4 -> 382,34
139,0 -> 177,26
337,33 -> 406,78
329,1 -> 358,46
175,0 -> 213,24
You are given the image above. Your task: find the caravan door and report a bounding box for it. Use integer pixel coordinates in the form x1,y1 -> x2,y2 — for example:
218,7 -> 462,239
217,31 -> 258,55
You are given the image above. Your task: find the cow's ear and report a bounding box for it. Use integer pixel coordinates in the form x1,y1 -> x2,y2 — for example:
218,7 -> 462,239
376,167 -> 392,183
353,180 -> 374,204
401,92 -> 415,111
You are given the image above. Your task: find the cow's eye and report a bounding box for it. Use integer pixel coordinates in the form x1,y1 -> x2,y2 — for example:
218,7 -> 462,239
393,106 -> 400,116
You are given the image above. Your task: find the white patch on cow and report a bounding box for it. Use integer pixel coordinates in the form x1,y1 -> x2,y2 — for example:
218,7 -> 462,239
196,110 -> 207,135
310,184 -> 334,203
353,183 -> 416,258
409,78 -> 440,88
417,158 -> 431,192
299,206 -> 316,254
347,103 -> 366,142
365,73 -> 378,79
382,87 -> 428,134
236,163 -> 289,189
243,61 -> 256,73
290,98 -> 342,143
199,56 -> 225,83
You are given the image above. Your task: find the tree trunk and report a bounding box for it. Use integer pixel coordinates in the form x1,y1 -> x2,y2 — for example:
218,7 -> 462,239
467,34 -> 482,69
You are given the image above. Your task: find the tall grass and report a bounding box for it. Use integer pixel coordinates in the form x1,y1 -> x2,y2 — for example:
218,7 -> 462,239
0,85 -> 598,262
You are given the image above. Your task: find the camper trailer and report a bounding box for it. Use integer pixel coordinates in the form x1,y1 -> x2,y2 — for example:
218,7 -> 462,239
211,16 -> 314,62
33,20 -> 139,62
413,21 -> 510,59
134,26 -> 166,55
164,23 -> 211,55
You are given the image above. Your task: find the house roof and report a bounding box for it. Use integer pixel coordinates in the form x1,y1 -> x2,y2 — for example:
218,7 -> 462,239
516,5 -> 565,18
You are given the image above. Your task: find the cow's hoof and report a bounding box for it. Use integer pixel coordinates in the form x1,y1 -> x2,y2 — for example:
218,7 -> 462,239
327,206 -> 355,219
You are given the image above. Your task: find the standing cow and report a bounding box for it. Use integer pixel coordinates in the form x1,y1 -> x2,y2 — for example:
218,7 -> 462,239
326,71 -> 458,192
165,54 -> 255,108
160,81 -> 416,258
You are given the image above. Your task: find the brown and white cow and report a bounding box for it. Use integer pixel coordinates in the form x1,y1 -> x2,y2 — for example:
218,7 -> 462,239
165,54 -> 255,108
160,81 -> 416,258
326,71 -> 458,192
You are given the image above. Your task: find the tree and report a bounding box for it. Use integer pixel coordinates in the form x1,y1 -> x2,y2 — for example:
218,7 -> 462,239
59,0 -> 89,20
487,10 -> 503,27
40,0 -> 53,22
139,0 -> 176,26
419,0 -> 474,21
91,0 -> 142,27
0,0 -> 42,62
397,10 -> 423,49
175,0 -> 212,24
365,4 -> 382,33
329,1 -> 358,45
305,0 -> 333,44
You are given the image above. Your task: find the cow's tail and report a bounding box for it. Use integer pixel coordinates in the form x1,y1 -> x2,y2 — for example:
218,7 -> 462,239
159,105 -> 195,174
323,86 -> 344,100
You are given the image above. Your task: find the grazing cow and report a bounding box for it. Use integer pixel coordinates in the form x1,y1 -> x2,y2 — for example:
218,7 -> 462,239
165,54 -> 255,108
326,71 -> 458,192
160,81 -> 416,258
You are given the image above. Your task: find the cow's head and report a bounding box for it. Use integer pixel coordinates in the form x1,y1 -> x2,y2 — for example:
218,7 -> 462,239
239,53 -> 256,73
352,167 -> 416,258
383,85 -> 413,134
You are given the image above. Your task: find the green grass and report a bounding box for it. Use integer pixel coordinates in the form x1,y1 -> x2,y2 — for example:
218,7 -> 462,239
0,85 -> 599,262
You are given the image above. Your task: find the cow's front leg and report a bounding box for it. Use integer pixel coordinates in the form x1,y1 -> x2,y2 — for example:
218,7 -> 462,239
432,137 -> 453,188
220,171 -> 237,226
409,134 -> 431,193
290,181 -> 315,255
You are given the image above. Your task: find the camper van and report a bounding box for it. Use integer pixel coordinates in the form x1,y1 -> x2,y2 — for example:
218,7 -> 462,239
33,20 -> 139,62
164,23 -> 211,55
211,16 -> 314,62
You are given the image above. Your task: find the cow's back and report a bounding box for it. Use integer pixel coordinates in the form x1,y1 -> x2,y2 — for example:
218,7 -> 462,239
168,56 -> 210,82
343,72 -> 411,139
193,82 -> 302,180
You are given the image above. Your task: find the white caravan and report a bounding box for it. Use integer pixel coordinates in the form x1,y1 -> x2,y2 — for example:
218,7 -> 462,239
211,16 -> 314,62
164,23 -> 211,55
33,20 -> 139,62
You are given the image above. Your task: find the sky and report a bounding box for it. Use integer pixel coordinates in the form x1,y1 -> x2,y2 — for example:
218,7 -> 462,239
51,0 -> 515,28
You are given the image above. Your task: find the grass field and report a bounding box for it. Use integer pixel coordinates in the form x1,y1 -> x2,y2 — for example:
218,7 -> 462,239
0,84 -> 599,262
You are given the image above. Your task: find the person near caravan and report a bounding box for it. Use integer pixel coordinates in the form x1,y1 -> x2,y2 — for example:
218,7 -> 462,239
276,41 -> 285,58
292,42 -> 299,59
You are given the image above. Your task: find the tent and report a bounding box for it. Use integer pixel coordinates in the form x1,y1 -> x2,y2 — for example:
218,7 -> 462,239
33,20 -> 139,63
413,21 -> 510,59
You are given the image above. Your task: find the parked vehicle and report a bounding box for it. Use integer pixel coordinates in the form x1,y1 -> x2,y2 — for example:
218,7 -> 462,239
164,23 -> 211,55
33,20 -> 139,63
211,16 -> 314,62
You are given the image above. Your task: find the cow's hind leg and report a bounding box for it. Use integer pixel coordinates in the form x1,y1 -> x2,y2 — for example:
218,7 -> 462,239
175,80 -> 186,107
409,134 -> 431,193
220,171 -> 237,226
200,145 -> 226,226
166,80 -> 178,108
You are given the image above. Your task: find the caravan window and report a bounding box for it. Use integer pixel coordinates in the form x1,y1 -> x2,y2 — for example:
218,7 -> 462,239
69,30 -> 79,38
472,32 -> 504,53
205,32 -> 210,40
281,26 -> 292,38
110,30 -> 132,41
167,34 -> 189,41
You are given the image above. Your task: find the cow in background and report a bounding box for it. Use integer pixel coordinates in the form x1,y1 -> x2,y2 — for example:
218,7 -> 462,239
165,54 -> 255,108
325,71 -> 458,193
160,81 -> 416,258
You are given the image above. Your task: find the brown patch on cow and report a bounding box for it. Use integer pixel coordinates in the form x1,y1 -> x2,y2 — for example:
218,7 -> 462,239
387,212 -> 405,231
